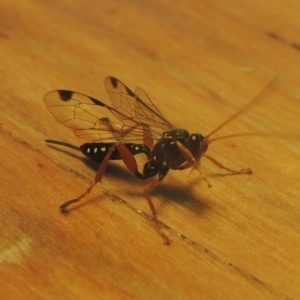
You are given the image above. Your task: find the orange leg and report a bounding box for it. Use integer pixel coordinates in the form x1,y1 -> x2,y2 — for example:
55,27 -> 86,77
204,154 -> 252,175
144,179 -> 172,245
178,161 -> 194,170
60,143 -> 138,213
176,158 -> 212,187
142,126 -> 154,149
60,142 -> 171,244
175,141 -> 199,168
174,141 -> 204,179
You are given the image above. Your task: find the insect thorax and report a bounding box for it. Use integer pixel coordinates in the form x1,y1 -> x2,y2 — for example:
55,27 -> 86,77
151,129 -> 207,169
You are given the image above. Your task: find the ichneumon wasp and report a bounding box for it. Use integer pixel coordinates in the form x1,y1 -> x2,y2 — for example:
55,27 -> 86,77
44,76 -> 264,245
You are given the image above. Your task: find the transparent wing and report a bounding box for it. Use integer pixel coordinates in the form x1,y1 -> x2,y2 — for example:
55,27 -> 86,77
105,76 -> 174,131
44,77 -> 174,143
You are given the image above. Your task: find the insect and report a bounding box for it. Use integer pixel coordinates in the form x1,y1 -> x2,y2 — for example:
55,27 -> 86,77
44,76 -> 264,245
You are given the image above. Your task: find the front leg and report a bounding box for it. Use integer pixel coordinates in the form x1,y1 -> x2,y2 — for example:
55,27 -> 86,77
204,154 -> 252,175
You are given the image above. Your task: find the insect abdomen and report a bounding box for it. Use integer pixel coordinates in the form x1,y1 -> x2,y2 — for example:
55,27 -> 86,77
80,143 -> 118,163
80,143 -> 151,163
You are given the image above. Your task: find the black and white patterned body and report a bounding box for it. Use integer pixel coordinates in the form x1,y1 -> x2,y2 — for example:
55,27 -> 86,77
79,128 -> 208,183
80,142 -> 151,163
44,76 -> 209,186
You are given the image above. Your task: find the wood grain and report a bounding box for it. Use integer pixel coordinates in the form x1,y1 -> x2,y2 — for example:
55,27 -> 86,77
1,0 -> 300,299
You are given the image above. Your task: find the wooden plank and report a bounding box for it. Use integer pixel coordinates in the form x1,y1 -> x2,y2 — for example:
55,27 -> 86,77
1,0 -> 299,299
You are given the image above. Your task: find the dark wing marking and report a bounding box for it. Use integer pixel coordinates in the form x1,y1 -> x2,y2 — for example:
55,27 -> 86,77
44,77 -> 174,142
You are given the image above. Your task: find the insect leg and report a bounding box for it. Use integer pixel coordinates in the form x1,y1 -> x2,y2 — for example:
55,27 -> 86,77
143,165 -> 171,245
111,146 -> 171,244
60,182 -> 98,213
60,143 -> 137,213
173,141 -> 204,178
142,125 -> 154,149
174,141 -> 199,167
93,142 -> 146,183
204,154 -> 252,175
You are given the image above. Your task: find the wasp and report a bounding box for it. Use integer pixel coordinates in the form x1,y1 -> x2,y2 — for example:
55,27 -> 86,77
44,76 -> 259,245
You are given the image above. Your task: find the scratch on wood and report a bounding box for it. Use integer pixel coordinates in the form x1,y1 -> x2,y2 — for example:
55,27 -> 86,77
265,30 -> 300,51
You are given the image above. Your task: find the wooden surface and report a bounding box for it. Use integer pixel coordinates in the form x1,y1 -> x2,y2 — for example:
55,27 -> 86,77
1,0 -> 300,299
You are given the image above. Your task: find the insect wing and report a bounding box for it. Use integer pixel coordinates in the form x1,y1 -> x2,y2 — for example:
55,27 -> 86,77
44,77 -> 175,143
105,77 -> 174,133
134,86 -> 174,130
44,90 -> 133,142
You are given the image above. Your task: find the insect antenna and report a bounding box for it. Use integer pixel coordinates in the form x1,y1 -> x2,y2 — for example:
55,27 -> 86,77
45,139 -> 81,151
204,77 -> 276,144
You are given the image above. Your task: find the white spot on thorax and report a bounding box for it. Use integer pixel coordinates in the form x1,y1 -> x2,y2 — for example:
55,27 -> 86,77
94,148 -> 98,153
87,148 -> 90,153
101,147 -> 106,152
